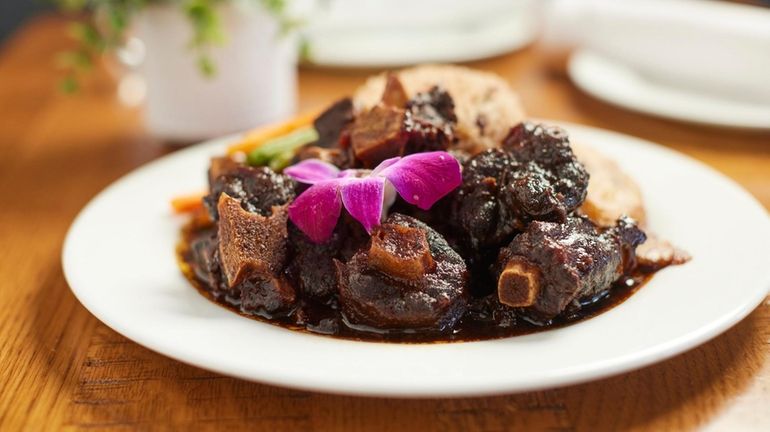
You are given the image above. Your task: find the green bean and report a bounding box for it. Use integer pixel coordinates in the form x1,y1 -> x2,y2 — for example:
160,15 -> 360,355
247,126 -> 319,168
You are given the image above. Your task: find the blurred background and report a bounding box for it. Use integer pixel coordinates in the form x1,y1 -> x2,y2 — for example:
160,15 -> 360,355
1,0 -> 768,142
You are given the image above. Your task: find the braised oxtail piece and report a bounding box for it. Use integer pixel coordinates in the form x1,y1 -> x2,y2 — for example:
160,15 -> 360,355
187,228 -> 226,297
495,216 -> 646,323
216,194 -> 296,315
287,225 -> 344,301
198,163 -> 299,315
451,122 -> 589,249
296,98 -> 355,169
336,213 -> 469,332
203,162 -> 296,221
451,148 -> 516,249
349,83 -> 457,168
403,86 -> 457,154
500,122 -> 589,222
313,98 -> 354,149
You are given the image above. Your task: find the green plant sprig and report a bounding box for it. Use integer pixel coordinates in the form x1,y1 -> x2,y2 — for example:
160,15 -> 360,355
53,0 -> 291,92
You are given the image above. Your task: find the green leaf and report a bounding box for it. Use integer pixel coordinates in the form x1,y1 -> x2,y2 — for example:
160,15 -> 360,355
56,50 -> 93,71
185,0 -> 225,46
198,55 -> 216,77
59,76 -> 80,94
261,0 -> 287,15
68,22 -> 105,51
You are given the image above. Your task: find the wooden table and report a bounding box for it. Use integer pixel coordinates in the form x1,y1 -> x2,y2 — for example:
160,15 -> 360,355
2,15 -> 769,431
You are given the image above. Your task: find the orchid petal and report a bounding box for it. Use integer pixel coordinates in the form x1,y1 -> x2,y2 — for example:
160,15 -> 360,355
287,180 -> 342,243
284,159 -> 340,184
340,176 -> 386,233
377,151 -> 462,210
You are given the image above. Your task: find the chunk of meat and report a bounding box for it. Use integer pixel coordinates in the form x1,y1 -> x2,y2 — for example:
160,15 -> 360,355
403,86 -> 457,154
349,104 -> 408,168
495,216 -> 646,323
204,164 -> 296,220
349,86 -> 458,168
451,149 -> 515,249
500,122 -> 589,222
187,228 -> 227,297
451,122 -> 589,249
368,223 -> 436,280
238,275 -> 296,316
353,64 -> 526,153
217,194 -> 295,314
313,98 -> 354,149
336,213 -> 468,332
286,214 -> 369,302
208,156 -> 240,185
217,194 -> 289,286
380,73 -> 409,107
407,85 -> 457,125
287,225 -> 344,300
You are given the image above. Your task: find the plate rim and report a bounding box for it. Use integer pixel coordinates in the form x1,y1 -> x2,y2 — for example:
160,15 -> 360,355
568,49 -> 770,131
61,123 -> 770,397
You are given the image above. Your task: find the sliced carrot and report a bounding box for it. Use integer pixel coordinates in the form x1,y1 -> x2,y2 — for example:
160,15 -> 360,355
171,192 -> 206,214
226,110 -> 320,156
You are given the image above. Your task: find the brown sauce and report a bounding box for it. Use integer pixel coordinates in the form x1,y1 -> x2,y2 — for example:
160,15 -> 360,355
177,219 -> 652,344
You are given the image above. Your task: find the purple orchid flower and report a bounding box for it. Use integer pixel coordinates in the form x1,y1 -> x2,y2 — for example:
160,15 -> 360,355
284,151 -> 462,243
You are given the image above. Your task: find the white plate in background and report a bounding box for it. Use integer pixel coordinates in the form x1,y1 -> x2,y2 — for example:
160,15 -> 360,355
62,124 -> 770,397
568,50 -> 770,130
301,0 -> 540,67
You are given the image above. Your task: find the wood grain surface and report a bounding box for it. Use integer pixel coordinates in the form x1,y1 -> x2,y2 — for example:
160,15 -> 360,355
1,16 -> 769,431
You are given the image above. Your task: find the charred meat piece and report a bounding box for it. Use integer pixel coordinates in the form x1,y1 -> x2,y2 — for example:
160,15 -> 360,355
238,275 -> 296,316
216,193 -> 296,315
296,97 -> 356,169
336,213 -> 468,332
451,148 -> 516,248
208,156 -> 240,185
187,228 -> 227,298
192,160 -> 298,315
451,122 -> 589,249
500,122 -> 589,222
403,86 -> 457,154
217,194 -> 289,285
204,164 -> 296,220
288,225 -> 344,301
380,73 -> 409,108
349,86 -> 457,168
495,216 -> 646,323
368,222 -> 436,280
407,86 -> 456,124
313,97 -> 354,149
349,104 -> 408,168
287,214 -> 369,302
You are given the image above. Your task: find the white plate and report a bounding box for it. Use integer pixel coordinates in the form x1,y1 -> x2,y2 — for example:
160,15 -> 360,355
301,0 -> 539,67
568,50 -> 770,130
62,124 -> 770,397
